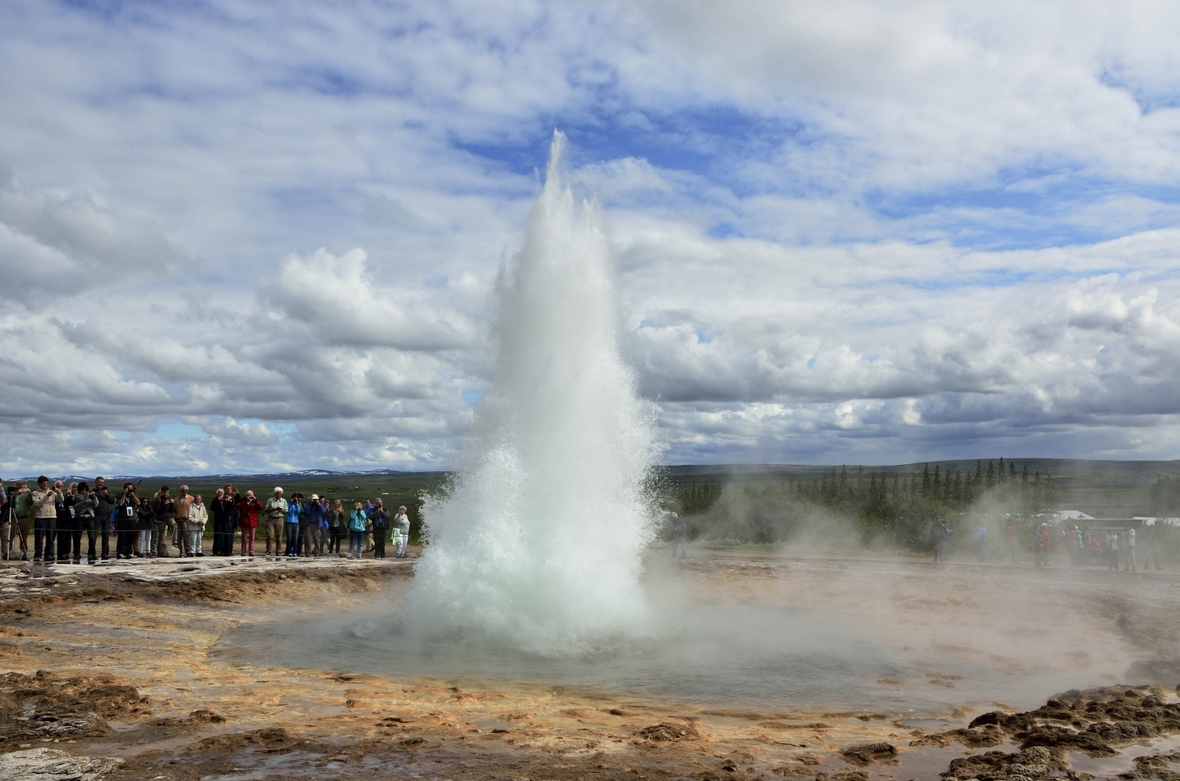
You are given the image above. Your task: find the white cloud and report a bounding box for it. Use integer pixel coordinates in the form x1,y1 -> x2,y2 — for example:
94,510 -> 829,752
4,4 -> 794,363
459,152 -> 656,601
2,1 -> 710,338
3,1 -> 1180,475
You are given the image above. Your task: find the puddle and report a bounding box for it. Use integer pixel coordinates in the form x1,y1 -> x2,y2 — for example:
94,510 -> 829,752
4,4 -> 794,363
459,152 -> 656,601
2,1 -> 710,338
1068,734 -> 1180,776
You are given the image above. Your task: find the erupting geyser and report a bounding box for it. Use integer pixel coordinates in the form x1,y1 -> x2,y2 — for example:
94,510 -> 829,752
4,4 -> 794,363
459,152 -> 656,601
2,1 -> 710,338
403,132 -> 660,655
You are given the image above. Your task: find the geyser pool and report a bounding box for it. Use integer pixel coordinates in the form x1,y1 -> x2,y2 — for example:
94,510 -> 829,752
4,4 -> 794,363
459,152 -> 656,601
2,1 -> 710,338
401,131 -> 659,656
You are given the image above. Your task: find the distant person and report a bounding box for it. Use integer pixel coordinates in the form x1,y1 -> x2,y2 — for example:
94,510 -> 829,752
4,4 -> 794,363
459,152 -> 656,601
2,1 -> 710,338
304,495 -> 326,556
173,486 -> 195,556
137,496 -> 154,558
974,522 -> 987,562
348,501 -> 367,559
671,512 -> 687,559
284,492 -> 302,558
237,490 -> 263,559
394,505 -> 410,558
92,477 -> 113,562
11,479 -> 32,561
1034,523 -> 1050,567
0,479 -> 9,562
31,476 -> 60,564
1144,529 -> 1162,570
1124,526 -> 1136,572
114,483 -> 137,560
363,498 -> 375,552
1004,519 -> 1017,563
188,495 -> 208,557
327,499 -> 344,556
151,486 -> 175,559
55,481 -> 76,563
1106,530 -> 1119,571
370,499 -> 389,559
1062,525 -> 1077,567
263,487 -> 287,559
73,482 -> 98,564
941,518 -> 953,561
1073,526 -> 1084,566
211,489 -> 235,556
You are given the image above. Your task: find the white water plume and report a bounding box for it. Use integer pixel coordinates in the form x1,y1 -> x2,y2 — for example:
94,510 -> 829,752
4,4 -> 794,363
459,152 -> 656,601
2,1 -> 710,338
403,132 -> 660,655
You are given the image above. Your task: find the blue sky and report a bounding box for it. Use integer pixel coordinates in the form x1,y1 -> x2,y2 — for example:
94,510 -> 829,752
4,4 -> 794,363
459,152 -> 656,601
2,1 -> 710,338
4,0 -> 1180,475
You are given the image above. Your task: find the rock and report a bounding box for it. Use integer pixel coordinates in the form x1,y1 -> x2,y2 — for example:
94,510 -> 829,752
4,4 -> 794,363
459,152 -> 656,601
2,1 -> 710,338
839,742 -> 896,764
0,748 -> 122,781
635,722 -> 701,741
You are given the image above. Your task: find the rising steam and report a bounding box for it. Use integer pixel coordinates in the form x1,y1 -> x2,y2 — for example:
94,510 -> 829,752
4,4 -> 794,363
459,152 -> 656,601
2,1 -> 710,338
402,132 -> 660,655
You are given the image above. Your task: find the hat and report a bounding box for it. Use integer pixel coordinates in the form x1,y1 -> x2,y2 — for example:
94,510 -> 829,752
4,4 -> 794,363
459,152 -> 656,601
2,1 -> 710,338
274,487 -> 283,493
310,494 -> 319,500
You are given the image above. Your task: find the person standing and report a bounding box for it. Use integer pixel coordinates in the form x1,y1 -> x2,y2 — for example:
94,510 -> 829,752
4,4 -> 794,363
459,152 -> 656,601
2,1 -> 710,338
187,495 -> 208,556
210,489 -> 233,556
304,495 -> 326,556
284,493 -> 302,558
1106,530 -> 1119,571
137,496 -> 154,556
10,479 -> 32,561
173,486 -> 195,557
974,522 -> 988,562
370,499 -> 389,559
1125,526 -> 1136,572
1003,520 -> 1017,563
362,499 -> 375,552
93,477 -> 113,562
929,518 -> 943,562
236,490 -> 262,559
395,505 -> 410,557
1062,526 -> 1077,567
150,486 -> 174,559
0,479 -> 9,562
114,483 -> 138,560
31,476 -> 60,563
263,488 -> 287,559
348,501 -> 367,559
73,482 -> 98,564
56,481 -> 79,563
1036,523 -> 1052,567
329,499 -> 345,556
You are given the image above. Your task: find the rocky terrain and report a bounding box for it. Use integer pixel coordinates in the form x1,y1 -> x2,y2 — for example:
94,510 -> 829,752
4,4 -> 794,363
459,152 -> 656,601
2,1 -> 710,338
1,552 -> 1178,780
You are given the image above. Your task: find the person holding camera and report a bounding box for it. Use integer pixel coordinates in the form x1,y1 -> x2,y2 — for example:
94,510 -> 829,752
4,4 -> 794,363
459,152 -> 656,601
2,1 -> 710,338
115,482 -> 138,559
92,477 -> 113,563
72,482 -> 98,564
31,476 -> 60,563
151,486 -> 175,559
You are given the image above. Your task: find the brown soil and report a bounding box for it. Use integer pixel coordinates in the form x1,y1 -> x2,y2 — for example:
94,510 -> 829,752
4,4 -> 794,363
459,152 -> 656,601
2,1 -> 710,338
1,553 -> 1179,780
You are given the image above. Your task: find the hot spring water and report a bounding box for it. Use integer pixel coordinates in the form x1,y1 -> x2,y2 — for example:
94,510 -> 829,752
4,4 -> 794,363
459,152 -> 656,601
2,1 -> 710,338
224,135 -> 1119,713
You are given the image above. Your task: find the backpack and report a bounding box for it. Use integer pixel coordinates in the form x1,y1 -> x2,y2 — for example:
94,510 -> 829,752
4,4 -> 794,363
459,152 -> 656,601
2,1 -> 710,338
14,491 -> 32,519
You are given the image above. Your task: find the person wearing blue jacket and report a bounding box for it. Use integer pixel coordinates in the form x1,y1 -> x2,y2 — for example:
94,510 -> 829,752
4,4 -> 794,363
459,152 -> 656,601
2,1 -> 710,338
284,494 -> 303,558
348,502 -> 367,559
303,495 -> 326,556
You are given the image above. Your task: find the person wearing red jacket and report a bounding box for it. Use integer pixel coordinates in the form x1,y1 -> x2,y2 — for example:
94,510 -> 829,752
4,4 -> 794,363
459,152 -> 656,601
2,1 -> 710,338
236,490 -> 263,559
1035,523 -> 1051,567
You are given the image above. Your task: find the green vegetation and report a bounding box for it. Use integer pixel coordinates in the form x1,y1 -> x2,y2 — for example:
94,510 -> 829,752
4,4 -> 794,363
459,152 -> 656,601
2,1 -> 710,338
660,459 -> 1180,557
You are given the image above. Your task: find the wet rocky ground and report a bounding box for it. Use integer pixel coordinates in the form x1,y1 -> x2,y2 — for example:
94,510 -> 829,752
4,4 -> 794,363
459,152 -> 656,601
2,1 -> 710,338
1,551 -> 1179,780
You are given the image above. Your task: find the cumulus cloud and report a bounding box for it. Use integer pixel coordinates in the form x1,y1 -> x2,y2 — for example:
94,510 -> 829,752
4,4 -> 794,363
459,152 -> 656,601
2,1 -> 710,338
3,1 -> 1180,475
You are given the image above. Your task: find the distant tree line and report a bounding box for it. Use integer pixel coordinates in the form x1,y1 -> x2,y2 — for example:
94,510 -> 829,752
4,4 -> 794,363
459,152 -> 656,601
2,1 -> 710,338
664,458 -> 1060,552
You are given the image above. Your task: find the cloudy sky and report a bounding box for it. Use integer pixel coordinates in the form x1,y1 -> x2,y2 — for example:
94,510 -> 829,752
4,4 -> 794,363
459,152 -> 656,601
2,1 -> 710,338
3,0 -> 1180,476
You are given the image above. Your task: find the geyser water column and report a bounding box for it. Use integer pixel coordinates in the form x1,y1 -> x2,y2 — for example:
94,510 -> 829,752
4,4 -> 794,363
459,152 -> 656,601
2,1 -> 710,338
403,132 -> 660,655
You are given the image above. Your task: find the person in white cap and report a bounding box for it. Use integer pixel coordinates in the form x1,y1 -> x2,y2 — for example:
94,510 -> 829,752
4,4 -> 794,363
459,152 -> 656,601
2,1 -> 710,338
263,487 -> 287,560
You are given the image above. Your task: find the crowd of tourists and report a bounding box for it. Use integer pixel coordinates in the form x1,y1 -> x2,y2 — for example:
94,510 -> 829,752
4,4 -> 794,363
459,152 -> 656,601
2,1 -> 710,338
0,476 -> 413,564
930,514 -> 1163,570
